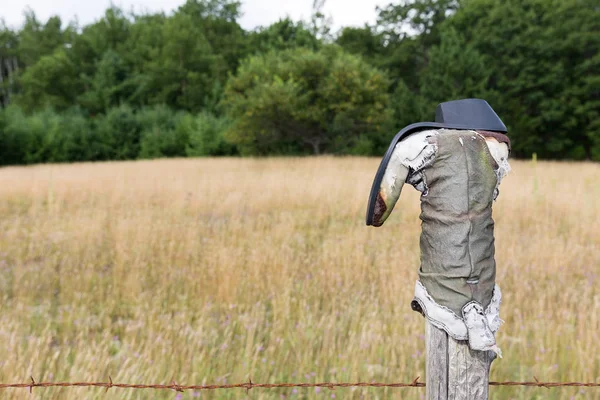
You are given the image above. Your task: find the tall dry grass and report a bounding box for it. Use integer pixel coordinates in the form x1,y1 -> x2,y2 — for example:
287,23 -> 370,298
0,157 -> 598,399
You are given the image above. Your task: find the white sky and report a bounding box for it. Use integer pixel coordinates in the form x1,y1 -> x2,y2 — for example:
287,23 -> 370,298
1,0 -> 390,31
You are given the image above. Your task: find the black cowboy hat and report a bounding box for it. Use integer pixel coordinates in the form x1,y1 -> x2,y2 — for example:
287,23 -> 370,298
365,98 -> 507,226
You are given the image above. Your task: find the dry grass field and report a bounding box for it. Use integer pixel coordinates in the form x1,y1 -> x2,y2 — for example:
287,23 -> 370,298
0,157 -> 598,400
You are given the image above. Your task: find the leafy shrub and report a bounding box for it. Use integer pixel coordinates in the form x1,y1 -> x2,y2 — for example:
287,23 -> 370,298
93,104 -> 141,160
222,46 -> 392,156
0,106 -> 95,165
185,112 -> 236,156
137,105 -> 188,159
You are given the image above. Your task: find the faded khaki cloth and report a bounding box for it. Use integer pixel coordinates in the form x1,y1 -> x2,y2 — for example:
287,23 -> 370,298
418,130 -> 498,315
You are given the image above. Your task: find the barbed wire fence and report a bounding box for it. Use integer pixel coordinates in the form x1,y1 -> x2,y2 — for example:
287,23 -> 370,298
0,376 -> 599,394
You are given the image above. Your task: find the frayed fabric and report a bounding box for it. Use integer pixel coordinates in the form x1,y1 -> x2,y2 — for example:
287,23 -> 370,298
412,280 -> 502,354
463,302 -> 503,357
413,280 -> 468,340
473,131 -> 511,200
393,129 -> 438,171
380,129 -> 438,201
485,285 -> 503,332
398,130 -> 438,195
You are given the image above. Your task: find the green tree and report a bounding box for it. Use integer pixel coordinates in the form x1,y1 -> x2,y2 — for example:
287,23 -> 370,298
336,26 -> 384,62
248,18 -> 320,53
0,106 -> 28,164
388,26 -> 494,136
448,0 -> 600,159
374,0 -> 459,89
137,105 -> 189,159
150,12 -> 219,111
15,48 -> 82,112
0,21 -> 20,107
0,106 -> 94,164
1,0 -> 597,163
376,0 -> 459,42
185,112 -> 236,156
119,7 -> 226,111
9,11 -> 79,111
222,46 -> 391,155
18,11 -> 71,67
93,104 -> 142,160
118,13 -> 166,108
419,27 -> 493,108
77,50 -> 134,114
389,80 -> 429,132
177,0 -> 247,73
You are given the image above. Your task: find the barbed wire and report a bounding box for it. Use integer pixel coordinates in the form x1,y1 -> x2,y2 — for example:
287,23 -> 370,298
0,376 -> 599,394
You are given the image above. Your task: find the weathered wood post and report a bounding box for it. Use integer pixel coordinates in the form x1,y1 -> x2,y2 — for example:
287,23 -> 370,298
426,321 -> 495,400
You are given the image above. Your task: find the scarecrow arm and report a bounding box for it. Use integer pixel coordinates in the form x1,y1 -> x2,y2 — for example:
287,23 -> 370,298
372,130 -> 438,226
372,152 -> 410,227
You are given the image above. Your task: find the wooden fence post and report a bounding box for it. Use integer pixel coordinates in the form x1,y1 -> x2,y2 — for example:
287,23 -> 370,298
426,320 -> 496,400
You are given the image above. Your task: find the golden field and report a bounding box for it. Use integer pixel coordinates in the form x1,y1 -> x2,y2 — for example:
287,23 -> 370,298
0,157 -> 598,400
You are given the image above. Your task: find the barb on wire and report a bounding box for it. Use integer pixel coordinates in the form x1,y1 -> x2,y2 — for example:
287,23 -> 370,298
0,376 -> 599,393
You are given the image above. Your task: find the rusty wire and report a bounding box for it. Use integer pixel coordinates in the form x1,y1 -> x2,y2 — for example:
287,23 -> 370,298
0,376 -> 599,394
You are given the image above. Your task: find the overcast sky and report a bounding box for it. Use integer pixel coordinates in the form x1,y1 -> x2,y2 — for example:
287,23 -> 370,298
2,0 -> 390,31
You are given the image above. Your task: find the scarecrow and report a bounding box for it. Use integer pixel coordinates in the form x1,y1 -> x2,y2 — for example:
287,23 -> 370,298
366,99 -> 510,355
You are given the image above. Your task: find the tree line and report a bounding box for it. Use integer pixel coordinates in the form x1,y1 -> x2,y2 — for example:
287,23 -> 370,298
0,0 -> 598,165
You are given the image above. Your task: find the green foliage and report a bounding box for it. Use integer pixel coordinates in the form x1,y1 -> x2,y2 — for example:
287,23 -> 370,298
0,0 -> 598,163
15,48 -> 82,112
447,0 -> 600,159
0,104 -> 237,165
377,0 -> 459,40
142,11 -> 219,111
389,27 -> 487,132
177,0 -> 247,72
390,80 -> 429,131
336,26 -> 384,61
185,112 -> 236,156
17,11 -> 72,67
0,106 -> 94,164
93,104 -> 142,160
77,50 -> 133,114
418,27 -> 492,108
223,46 -> 391,155
248,18 -> 320,53
375,0 -> 459,88
0,22 -> 20,107
137,105 -> 188,159
0,106 -> 28,164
